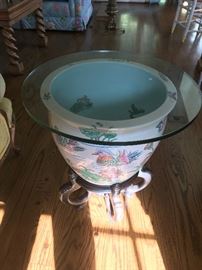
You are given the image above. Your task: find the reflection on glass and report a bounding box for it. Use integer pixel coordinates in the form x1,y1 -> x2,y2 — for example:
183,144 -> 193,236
22,51 -> 201,145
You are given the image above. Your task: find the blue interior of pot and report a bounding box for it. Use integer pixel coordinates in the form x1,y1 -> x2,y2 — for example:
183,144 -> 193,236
50,60 -> 167,121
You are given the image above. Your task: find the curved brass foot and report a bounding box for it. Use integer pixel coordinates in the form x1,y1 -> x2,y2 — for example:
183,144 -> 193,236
124,168 -> 152,197
59,170 -> 89,206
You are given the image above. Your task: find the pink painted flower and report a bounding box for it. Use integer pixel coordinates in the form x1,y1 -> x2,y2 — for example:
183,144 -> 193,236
53,3 -> 60,12
118,150 -> 129,164
100,167 -> 123,180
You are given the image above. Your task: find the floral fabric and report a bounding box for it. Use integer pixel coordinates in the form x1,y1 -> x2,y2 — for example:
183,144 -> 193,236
16,0 -> 93,31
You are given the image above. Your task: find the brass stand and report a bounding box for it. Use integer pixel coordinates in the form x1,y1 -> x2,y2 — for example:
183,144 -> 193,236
105,0 -> 125,33
59,168 -> 152,221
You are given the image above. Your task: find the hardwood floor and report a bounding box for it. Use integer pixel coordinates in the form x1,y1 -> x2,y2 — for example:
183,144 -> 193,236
0,2 -> 202,270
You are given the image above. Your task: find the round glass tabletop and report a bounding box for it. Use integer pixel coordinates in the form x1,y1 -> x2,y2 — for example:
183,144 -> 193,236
22,50 -> 201,146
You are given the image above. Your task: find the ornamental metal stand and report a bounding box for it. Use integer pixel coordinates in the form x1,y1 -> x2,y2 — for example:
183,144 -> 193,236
59,168 -> 152,221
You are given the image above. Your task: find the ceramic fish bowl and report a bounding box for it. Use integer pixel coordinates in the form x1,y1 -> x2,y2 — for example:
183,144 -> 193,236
41,59 -> 177,187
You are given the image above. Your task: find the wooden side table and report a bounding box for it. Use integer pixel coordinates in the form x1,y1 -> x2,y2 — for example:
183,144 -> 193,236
0,0 -> 48,75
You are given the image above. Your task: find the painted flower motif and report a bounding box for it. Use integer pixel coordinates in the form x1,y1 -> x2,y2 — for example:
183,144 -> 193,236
93,149 -> 142,166
127,151 -> 142,162
167,91 -> 177,101
43,92 -> 51,100
55,134 -> 85,151
65,140 -> 85,152
156,118 -> 167,133
100,167 -> 124,181
93,150 -> 116,166
55,134 -> 69,147
128,104 -> 145,119
80,127 -> 117,142
70,95 -> 93,114
78,167 -> 106,182
118,150 -> 130,164
53,3 -> 60,12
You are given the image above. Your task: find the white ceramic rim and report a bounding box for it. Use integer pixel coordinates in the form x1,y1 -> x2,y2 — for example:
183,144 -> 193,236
0,74 -> 5,99
40,59 -> 177,131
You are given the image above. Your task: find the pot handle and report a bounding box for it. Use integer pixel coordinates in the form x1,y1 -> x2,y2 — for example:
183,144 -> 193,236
59,171 -> 89,206
125,168 -> 152,197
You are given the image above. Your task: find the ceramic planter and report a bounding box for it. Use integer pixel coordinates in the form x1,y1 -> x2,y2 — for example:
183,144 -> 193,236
41,59 -> 177,186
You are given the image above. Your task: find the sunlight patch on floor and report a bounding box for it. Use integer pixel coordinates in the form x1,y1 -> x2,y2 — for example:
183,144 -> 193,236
126,196 -> 156,234
136,237 -> 166,270
89,194 -> 166,270
120,13 -> 138,29
0,201 -> 5,225
27,214 -> 55,270
94,233 -> 136,270
89,194 -> 130,229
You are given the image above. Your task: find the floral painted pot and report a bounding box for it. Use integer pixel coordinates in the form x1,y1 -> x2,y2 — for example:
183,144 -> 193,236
41,59 -> 177,186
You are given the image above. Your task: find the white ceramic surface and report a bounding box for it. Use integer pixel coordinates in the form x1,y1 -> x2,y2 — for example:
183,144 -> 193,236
53,133 -> 161,185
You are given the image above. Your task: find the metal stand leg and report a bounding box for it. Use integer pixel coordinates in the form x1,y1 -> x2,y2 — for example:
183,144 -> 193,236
104,193 -> 123,221
104,183 -> 123,221
104,168 -> 152,221
59,168 -> 152,221
59,170 -> 89,207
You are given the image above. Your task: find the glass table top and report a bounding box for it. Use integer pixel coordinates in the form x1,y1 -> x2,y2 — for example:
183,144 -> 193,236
22,50 -> 201,146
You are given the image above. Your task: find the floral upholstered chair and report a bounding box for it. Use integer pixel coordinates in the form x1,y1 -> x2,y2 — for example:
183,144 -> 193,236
16,0 -> 93,31
0,74 -> 19,166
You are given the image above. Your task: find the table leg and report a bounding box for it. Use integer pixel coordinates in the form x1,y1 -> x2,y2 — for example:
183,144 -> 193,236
105,0 -> 125,33
1,26 -> 24,75
35,7 -> 48,47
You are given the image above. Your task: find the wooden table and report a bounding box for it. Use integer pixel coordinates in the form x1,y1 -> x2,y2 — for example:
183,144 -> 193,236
0,0 -> 48,75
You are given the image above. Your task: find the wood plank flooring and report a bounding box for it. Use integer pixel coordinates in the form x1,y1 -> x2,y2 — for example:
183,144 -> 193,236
0,2 -> 202,270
